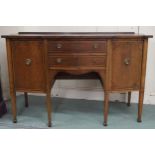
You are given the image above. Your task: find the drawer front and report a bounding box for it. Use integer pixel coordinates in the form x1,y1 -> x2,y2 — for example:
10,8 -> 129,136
47,41 -> 107,53
11,40 -> 46,91
111,40 -> 143,90
48,55 -> 106,68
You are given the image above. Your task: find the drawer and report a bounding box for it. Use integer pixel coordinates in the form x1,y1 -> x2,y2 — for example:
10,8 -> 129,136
48,55 -> 106,68
47,41 -> 107,53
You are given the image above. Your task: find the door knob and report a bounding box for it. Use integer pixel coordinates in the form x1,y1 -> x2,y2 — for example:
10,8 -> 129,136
124,58 -> 130,65
57,43 -> 62,49
25,59 -> 32,66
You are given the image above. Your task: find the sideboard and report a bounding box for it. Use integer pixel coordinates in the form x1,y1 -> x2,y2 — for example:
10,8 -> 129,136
1,32 -> 153,127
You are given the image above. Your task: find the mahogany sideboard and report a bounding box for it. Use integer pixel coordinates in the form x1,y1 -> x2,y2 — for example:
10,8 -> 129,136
1,32 -> 153,127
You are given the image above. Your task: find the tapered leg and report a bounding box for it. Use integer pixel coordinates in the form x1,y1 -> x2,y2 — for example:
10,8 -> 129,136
46,90 -> 52,127
103,92 -> 109,126
127,92 -> 131,107
10,90 -> 17,123
137,90 -> 144,122
45,71 -> 56,127
24,92 -> 28,108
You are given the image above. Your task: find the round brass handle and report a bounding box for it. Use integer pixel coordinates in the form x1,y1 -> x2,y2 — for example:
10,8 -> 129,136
57,43 -> 62,49
124,58 -> 130,65
93,44 -> 98,49
56,58 -> 62,63
25,59 -> 32,66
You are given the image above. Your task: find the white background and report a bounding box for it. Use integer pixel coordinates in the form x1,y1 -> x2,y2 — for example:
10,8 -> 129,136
0,1 -> 155,155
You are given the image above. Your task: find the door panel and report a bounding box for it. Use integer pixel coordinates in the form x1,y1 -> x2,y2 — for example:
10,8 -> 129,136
111,40 -> 143,90
11,40 -> 46,91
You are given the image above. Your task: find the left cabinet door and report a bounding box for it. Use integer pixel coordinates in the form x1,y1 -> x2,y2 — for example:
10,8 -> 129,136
11,40 -> 46,92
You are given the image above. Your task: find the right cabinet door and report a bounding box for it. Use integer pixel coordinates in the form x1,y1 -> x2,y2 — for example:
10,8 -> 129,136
111,40 -> 143,91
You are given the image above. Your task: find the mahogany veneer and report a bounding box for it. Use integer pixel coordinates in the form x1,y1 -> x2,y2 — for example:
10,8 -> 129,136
1,32 -> 153,127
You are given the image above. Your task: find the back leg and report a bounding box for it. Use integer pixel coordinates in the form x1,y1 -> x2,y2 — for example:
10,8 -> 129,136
127,92 -> 131,107
24,92 -> 28,108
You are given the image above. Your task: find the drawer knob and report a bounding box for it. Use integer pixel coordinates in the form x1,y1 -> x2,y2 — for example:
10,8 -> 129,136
57,43 -> 62,49
124,58 -> 130,65
25,59 -> 32,66
93,44 -> 98,49
56,58 -> 62,63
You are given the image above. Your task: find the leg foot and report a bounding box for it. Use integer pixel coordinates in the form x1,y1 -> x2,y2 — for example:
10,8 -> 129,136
103,122 -> 108,126
25,104 -> 28,108
137,118 -> 142,123
48,122 -> 52,127
13,119 -> 17,123
127,103 -> 131,107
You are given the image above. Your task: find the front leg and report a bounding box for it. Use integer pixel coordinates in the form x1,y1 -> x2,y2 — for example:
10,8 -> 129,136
97,71 -> 110,127
137,90 -> 144,122
45,72 -> 56,127
103,92 -> 109,126
46,90 -> 52,127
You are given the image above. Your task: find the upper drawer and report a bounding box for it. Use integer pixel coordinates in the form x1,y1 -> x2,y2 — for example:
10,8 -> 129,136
47,41 -> 107,53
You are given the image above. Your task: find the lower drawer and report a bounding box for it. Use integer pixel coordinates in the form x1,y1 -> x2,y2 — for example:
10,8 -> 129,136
48,55 -> 106,68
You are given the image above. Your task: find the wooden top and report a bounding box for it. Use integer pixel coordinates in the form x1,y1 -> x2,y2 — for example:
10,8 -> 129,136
1,32 -> 153,39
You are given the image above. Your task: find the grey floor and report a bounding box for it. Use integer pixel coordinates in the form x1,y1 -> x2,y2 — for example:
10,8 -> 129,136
0,95 -> 155,129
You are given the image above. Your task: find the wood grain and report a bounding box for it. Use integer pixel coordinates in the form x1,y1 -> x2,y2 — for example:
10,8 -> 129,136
138,39 -> 148,122
11,40 -> 46,91
2,32 -> 152,127
111,40 -> 143,90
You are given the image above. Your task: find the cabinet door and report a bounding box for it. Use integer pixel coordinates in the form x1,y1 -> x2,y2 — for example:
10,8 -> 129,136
111,40 -> 143,91
11,40 -> 46,92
